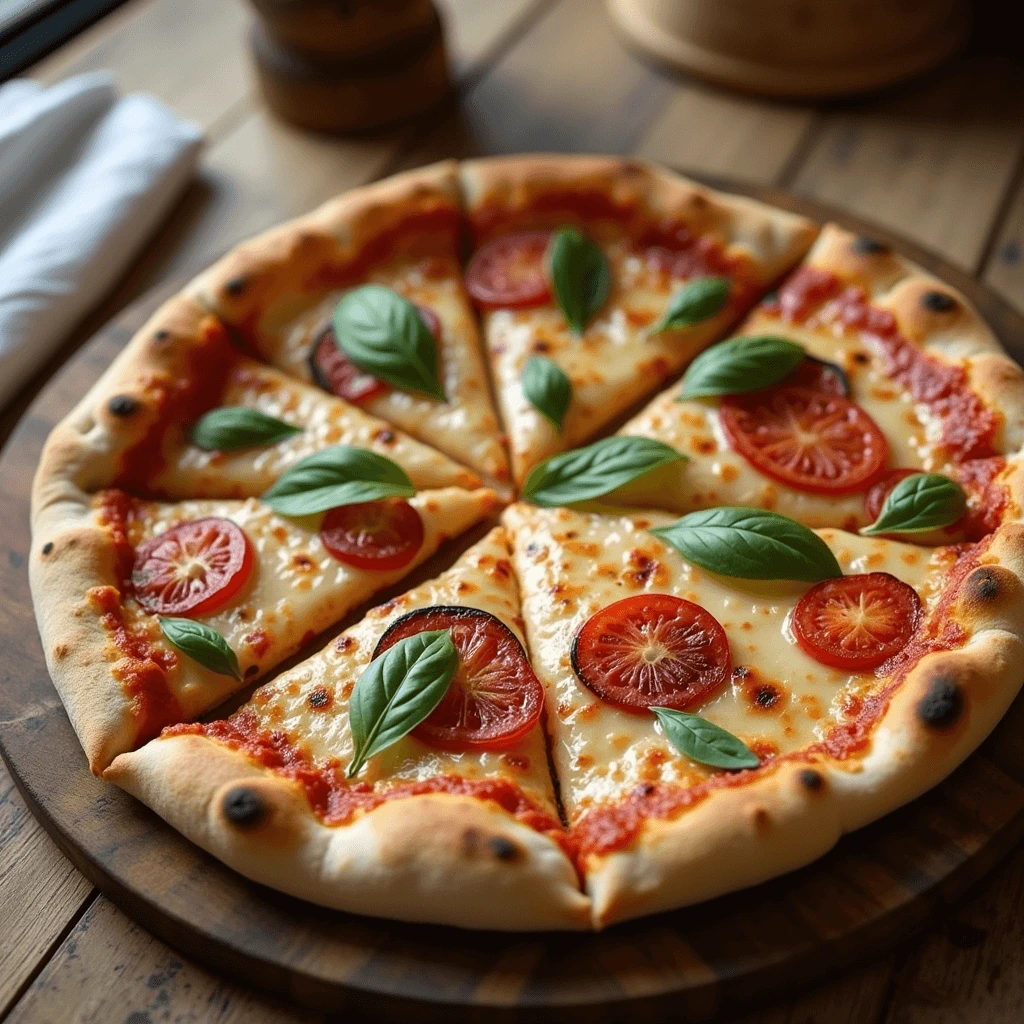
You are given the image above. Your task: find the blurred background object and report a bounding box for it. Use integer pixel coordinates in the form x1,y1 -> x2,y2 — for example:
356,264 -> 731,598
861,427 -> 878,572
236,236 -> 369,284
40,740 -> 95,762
606,0 -> 970,98
247,0 -> 452,133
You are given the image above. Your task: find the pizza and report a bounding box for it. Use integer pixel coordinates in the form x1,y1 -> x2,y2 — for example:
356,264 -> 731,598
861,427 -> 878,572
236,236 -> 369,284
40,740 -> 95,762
28,156 -> 1024,932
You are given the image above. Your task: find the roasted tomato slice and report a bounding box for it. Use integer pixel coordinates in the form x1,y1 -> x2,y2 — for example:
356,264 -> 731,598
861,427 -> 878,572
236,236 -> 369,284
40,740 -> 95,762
719,385 -> 889,495
132,517 -> 253,616
465,231 -> 553,308
320,499 -> 423,572
570,594 -> 732,714
788,356 -> 850,397
792,572 -> 922,671
863,468 -> 918,524
309,326 -> 389,405
373,605 -> 545,750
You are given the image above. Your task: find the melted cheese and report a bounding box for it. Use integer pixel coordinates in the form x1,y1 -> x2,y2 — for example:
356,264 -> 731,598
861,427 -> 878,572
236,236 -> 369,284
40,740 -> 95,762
231,527 -> 559,814
486,244 -> 738,483
102,487 -> 496,718
504,503 -> 954,821
267,256 -> 508,482
153,360 -> 480,498
617,308 -> 965,528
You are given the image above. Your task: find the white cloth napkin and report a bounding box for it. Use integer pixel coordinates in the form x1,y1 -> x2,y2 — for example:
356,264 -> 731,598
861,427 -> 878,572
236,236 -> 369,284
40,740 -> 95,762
0,72 -> 202,408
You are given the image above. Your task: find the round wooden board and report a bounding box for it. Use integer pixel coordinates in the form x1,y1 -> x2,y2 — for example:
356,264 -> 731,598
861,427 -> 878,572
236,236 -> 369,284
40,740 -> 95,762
3,181 -> 1024,1024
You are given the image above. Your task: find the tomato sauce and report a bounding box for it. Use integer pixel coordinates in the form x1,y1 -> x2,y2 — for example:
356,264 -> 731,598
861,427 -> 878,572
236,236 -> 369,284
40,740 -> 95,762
571,541 -> 982,862
165,712 -> 574,859
763,267 -> 1000,463
88,584 -> 182,744
97,488 -> 138,584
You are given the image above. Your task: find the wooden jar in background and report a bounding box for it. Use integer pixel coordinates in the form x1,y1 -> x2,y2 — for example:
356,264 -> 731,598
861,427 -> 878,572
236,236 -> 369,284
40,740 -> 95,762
247,0 -> 452,133
606,0 -> 970,98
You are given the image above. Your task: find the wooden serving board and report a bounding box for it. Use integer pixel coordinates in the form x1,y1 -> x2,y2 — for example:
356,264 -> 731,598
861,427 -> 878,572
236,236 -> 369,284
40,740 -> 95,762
3,184 -> 1024,1023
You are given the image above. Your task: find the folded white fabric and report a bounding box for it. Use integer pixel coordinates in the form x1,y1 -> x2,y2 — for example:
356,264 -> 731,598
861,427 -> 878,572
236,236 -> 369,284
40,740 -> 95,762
0,71 -> 202,409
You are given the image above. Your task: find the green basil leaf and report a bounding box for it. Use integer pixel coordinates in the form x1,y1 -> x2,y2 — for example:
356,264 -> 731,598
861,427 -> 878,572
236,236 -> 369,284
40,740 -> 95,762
262,445 -> 415,517
333,285 -> 446,401
651,506 -> 842,582
522,436 -> 685,508
678,335 -> 806,400
651,706 -> 760,770
549,227 -> 609,335
650,276 -> 731,334
189,406 -> 301,451
347,629 -> 458,778
159,617 -> 241,680
861,473 -> 967,535
523,356 -> 572,431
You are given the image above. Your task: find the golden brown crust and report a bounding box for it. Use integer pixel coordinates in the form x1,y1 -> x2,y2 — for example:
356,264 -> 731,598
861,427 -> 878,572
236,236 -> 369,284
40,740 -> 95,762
105,719 -> 590,931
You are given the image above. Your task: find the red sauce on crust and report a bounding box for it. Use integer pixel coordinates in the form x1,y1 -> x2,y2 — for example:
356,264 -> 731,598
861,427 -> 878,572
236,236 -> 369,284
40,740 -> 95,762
764,267 -> 1000,463
97,488 -> 138,584
165,712 -> 574,860
88,584 -> 182,745
954,457 -> 1009,541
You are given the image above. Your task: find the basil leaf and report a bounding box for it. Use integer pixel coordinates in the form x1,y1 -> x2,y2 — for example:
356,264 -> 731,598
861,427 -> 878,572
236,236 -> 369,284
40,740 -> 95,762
347,629 -> 458,778
523,356 -> 571,431
262,445 -> 415,517
159,617 -> 241,680
522,436 -> 685,508
549,227 -> 609,335
678,335 -> 806,400
651,707 -> 760,770
190,407 -> 301,451
651,506 -> 842,582
650,276 -> 731,334
333,285 -> 446,401
861,473 -> 967,535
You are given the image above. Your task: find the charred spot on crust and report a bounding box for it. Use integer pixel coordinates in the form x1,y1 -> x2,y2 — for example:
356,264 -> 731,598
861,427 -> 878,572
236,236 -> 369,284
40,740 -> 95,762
107,395 -> 139,417
800,768 -> 824,792
917,676 -> 964,729
307,686 -> 332,710
965,566 -> 1002,602
41,542 -> 53,556
224,276 -> 248,297
853,236 -> 889,256
153,329 -> 170,343
488,836 -> 522,863
921,290 -> 957,313
221,786 -> 266,827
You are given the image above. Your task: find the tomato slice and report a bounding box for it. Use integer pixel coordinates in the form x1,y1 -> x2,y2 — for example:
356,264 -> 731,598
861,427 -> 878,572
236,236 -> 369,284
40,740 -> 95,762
320,499 -> 423,571
465,231 -> 553,308
719,385 -> 889,495
570,594 -> 732,714
863,468 -> 918,523
792,572 -> 922,671
373,605 -> 545,750
309,327 -> 389,405
132,517 -> 253,616
788,356 -> 850,397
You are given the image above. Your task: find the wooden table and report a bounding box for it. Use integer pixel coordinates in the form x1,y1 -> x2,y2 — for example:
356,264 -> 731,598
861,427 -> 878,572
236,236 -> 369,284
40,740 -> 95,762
2,2 -> 1023,1020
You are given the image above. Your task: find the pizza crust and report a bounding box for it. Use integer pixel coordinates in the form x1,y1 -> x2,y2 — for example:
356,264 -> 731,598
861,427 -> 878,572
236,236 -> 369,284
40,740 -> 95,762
106,733 -> 591,931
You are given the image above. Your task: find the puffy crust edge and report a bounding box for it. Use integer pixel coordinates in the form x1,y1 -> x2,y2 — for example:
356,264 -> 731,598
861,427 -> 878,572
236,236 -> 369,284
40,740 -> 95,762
458,154 -> 819,285
106,734 -> 591,931
587,522 -> 1024,927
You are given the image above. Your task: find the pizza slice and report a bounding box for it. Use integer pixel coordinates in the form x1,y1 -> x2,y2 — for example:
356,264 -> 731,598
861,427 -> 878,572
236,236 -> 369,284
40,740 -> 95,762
504,501 -> 1024,926
105,526 -> 590,930
187,161 -> 510,486
31,480 -> 497,773
615,223 -> 1024,537
35,293 -> 481,503
458,155 -> 818,484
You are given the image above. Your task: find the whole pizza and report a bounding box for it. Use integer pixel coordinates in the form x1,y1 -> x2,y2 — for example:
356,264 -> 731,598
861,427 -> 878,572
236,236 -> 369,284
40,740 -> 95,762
29,156 -> 1024,930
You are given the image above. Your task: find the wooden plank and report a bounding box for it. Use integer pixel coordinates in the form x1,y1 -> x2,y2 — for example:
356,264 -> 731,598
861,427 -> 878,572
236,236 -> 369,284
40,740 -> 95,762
633,85 -> 814,185
26,0 -> 253,133
983,173 -> 1024,315
4,897 -> 323,1024
0,762 -> 93,1018
790,53 -> 1024,270
878,845 -> 1024,1024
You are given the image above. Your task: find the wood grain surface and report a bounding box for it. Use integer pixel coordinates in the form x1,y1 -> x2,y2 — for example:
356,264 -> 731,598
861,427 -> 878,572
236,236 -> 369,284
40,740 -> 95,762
3,183 -> 1024,1023
2,1 -> 1024,1022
